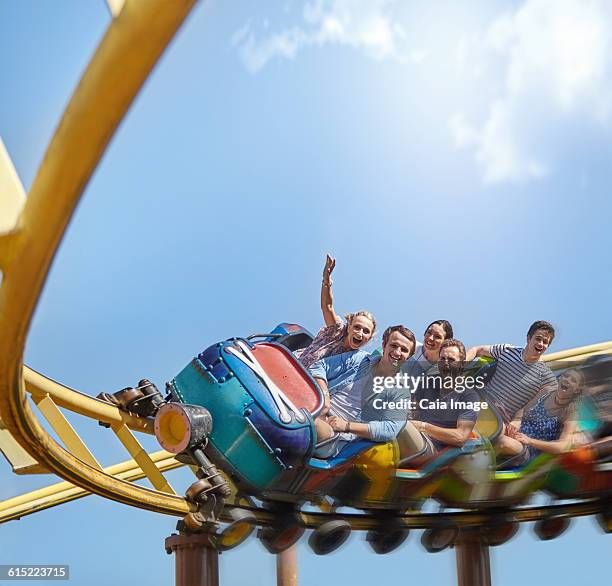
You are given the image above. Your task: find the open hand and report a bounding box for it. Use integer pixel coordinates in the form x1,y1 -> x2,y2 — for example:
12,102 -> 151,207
323,254 -> 336,283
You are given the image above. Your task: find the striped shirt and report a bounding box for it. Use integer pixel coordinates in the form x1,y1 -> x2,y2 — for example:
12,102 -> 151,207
485,345 -> 557,422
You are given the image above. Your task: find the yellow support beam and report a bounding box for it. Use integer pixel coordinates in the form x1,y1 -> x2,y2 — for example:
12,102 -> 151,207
0,450 -> 181,524
0,137 -> 26,236
0,417 -> 48,474
0,137 -> 26,268
24,366 -> 153,434
111,422 -> 175,494
33,394 -> 101,469
105,0 -> 126,18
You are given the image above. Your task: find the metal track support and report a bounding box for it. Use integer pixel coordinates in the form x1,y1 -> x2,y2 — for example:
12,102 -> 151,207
455,530 -> 491,586
276,546 -> 298,586
165,533 -> 219,586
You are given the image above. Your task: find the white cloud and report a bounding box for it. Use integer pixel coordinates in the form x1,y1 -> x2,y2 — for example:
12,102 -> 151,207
450,113 -> 479,148
232,0 -> 425,74
477,101 -> 549,184
234,1 -> 612,185
452,0 -> 612,184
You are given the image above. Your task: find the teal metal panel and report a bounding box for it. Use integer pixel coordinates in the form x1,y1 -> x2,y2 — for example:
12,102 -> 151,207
172,361 -> 283,489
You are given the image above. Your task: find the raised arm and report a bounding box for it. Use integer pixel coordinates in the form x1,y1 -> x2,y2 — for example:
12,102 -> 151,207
321,254 -> 340,327
465,345 -> 493,362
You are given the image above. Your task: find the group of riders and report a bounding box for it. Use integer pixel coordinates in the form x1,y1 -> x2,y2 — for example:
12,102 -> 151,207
292,255 -> 611,466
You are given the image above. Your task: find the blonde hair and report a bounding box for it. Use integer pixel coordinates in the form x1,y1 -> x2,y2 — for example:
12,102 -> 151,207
556,368 -> 586,422
560,368 -> 585,395
344,311 -> 377,335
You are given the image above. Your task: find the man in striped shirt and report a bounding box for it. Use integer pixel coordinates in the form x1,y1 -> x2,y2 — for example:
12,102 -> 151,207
466,320 -> 557,455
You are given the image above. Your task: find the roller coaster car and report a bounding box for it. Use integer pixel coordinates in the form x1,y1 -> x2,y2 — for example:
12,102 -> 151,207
153,324 -> 493,511
152,324 -> 612,518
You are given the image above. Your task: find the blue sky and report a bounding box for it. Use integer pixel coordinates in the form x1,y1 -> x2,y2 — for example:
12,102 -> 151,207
1,1 -> 611,584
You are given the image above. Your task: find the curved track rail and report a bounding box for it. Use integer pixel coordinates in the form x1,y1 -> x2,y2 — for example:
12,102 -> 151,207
0,0 -> 198,518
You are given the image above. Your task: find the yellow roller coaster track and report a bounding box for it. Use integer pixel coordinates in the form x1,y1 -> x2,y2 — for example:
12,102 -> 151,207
0,0 -> 610,531
0,0 -> 198,519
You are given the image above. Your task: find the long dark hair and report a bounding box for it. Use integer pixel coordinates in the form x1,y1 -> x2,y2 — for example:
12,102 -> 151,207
424,320 -> 454,340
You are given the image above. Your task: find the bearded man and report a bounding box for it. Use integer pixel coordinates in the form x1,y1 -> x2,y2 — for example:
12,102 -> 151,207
399,339 -> 481,461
